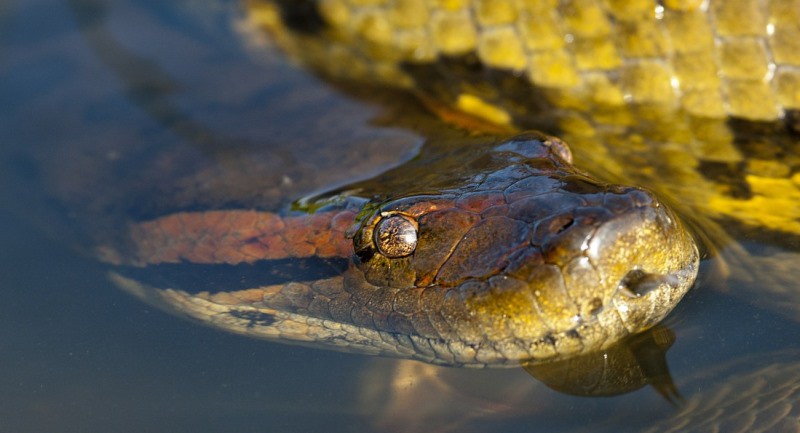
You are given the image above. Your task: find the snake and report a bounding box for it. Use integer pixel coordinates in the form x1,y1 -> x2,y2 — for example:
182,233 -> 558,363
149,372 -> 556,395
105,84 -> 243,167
97,0 -> 800,362
232,1 -> 800,429
66,0 -> 798,417
107,127 -> 698,366
94,0 -> 714,367
104,0 -> 800,352
52,0 -> 797,430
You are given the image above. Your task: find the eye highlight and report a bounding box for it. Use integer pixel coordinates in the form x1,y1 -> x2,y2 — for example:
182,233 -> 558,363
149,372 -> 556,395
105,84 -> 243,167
374,213 -> 418,258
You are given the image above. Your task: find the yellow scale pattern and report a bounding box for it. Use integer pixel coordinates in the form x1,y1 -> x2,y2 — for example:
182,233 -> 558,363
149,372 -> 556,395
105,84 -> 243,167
244,0 -> 800,236
250,0 -> 800,119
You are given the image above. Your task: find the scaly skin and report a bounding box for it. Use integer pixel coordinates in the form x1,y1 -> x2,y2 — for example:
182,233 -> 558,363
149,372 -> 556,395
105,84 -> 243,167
244,0 -> 800,239
108,134 -> 697,367
241,0 -> 800,324
76,1 -> 797,430
225,1 -> 800,428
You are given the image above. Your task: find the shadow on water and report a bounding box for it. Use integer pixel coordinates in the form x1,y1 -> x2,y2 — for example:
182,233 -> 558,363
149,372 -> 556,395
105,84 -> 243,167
1,1 -> 799,433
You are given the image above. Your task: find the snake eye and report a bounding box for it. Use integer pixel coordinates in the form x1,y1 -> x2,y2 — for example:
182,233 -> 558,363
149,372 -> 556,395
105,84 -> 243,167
374,214 -> 418,258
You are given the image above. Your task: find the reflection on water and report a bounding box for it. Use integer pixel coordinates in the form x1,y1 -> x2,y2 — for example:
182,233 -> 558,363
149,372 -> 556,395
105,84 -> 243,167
1,0 -> 799,432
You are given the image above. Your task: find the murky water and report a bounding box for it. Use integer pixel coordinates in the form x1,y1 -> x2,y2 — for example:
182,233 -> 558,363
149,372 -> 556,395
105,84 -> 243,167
2,1 -> 799,432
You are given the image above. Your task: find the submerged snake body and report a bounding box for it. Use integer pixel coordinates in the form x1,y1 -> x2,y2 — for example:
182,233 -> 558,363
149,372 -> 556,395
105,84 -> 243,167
69,1 -> 798,431
242,0 -> 800,320
249,0 -> 800,241
112,133 -> 697,366
107,0 -> 799,366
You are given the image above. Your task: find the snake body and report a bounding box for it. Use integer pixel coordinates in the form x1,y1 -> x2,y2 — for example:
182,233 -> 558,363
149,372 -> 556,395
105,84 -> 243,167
100,0 -> 800,369
110,131 -> 696,366
62,0 -> 798,429
242,0 -> 800,316
248,0 -> 800,238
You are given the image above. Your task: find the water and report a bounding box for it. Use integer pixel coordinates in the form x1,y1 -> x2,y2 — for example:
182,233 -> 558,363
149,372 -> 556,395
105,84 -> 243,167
1,1 -> 799,432
0,2 -> 373,431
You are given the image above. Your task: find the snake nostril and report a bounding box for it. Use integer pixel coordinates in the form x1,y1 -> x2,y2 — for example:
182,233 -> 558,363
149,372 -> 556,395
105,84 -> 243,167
537,213 -> 593,265
618,269 -> 649,298
618,269 -> 678,298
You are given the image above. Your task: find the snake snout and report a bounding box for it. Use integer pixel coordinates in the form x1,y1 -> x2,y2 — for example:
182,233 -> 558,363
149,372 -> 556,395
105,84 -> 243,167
532,185 -> 698,335
584,191 -> 699,332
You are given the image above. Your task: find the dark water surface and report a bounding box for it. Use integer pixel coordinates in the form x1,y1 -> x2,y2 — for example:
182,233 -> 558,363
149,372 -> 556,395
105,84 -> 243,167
2,1 -> 799,432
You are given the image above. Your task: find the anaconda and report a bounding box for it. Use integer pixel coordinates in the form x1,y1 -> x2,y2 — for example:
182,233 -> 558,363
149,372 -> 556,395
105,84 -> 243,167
107,131 -> 697,366
75,1 -> 798,358
88,0 -> 800,365
11,0 -> 798,431
84,0 -> 710,367
226,0 -> 800,430
239,0 -> 800,317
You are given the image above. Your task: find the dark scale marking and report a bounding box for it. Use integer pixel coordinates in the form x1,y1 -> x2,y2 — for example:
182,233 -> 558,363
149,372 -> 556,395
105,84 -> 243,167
113,257 -> 349,293
272,0 -> 326,34
696,160 -> 751,199
786,109 -> 800,133
401,54 -> 558,132
228,310 -> 276,328
704,117 -> 800,197
588,297 -> 604,315
354,245 -> 376,264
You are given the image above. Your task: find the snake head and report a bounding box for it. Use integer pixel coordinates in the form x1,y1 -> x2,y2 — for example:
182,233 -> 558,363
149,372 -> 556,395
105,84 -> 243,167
350,133 -> 699,365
